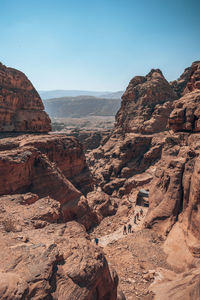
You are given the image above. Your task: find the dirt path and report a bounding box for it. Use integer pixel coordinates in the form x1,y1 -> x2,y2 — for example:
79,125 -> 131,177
98,206 -> 148,247
90,204 -> 171,300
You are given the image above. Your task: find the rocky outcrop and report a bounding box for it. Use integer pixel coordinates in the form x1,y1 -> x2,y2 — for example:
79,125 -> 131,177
115,69 -> 176,134
0,196 -> 118,299
150,267 -> 200,300
0,134 -> 93,195
0,63 -> 51,132
87,190 -> 117,222
88,68 -> 178,196
168,91 -> 200,132
144,66 -> 200,264
145,61 -> 200,236
68,129 -> 111,151
0,134 -> 97,229
170,61 -> 200,97
88,131 -> 164,196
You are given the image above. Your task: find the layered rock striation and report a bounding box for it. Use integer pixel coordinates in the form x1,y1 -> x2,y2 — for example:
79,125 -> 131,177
0,62 -> 51,132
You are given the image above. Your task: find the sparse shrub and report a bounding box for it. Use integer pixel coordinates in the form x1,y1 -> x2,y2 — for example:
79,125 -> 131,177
2,218 -> 16,232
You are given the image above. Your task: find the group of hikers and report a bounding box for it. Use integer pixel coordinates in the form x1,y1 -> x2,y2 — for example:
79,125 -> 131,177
94,208 -> 144,245
123,208 -> 143,235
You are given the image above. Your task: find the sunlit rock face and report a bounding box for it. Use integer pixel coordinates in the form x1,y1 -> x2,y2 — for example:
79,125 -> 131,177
115,69 -> 177,134
0,62 -> 51,132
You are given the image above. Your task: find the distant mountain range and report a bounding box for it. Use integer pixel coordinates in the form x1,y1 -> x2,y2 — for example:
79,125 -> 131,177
39,89 -> 123,100
43,95 -> 121,118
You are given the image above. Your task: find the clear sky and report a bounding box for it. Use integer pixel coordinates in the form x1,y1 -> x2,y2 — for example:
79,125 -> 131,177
1,0 -> 200,91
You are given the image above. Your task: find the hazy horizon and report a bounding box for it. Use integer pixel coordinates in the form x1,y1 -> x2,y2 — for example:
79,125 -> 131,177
1,0 -> 200,91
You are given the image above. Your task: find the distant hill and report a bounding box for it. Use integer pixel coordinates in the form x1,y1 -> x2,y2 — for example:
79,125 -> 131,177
39,89 -> 123,100
99,91 -> 124,99
43,95 -> 121,118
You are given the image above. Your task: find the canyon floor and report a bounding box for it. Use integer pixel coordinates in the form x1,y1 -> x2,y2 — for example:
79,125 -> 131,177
90,196 -> 175,300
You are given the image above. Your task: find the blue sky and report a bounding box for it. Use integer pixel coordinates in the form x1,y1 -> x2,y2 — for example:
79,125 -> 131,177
1,0 -> 200,91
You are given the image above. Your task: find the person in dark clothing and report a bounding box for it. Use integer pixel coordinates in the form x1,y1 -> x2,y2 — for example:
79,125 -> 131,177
123,225 -> 127,235
95,237 -> 99,245
134,215 -> 137,224
140,208 -> 143,217
128,223 -> 132,233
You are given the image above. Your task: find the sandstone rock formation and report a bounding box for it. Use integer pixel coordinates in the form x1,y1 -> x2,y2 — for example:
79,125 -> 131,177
0,196 -> 118,300
115,69 -> 176,134
168,91 -> 200,132
88,133 -> 164,196
88,68 -> 176,196
68,129 -> 111,151
0,62 -> 51,132
170,60 -> 200,97
87,61 -> 200,299
145,61 -> 200,238
150,267 -> 200,300
0,64 -> 121,300
0,134 -> 97,229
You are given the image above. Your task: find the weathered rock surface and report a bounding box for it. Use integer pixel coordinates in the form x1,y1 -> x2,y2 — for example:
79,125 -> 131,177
150,267 -> 200,300
88,132 -> 164,196
0,196 -> 118,300
0,134 -> 97,229
88,68 -> 178,196
87,62 -> 200,299
68,129 -> 111,151
87,190 -> 117,222
170,61 -> 200,97
168,90 -> 200,132
0,63 -> 51,132
0,134 -> 92,195
115,69 -> 176,134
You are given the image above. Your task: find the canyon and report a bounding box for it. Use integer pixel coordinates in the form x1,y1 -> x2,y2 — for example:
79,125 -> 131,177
0,60 -> 200,299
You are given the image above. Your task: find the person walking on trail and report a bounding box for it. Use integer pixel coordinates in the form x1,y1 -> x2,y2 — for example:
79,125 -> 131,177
134,215 -> 137,224
123,225 -> 127,235
140,208 -> 143,217
128,223 -> 132,233
95,237 -> 99,245
136,212 -> 140,220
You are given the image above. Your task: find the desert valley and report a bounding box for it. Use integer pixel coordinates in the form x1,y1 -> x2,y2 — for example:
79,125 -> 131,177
0,60 -> 200,300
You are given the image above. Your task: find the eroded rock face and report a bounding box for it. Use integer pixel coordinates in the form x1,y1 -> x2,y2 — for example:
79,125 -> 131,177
0,134 -> 97,229
145,62 -> 200,239
115,69 -> 176,134
0,134 -> 93,195
145,126 -> 200,256
150,267 -> 200,300
0,196 -> 118,300
88,69 -> 178,196
168,91 -> 200,132
0,63 -> 51,132
170,61 -> 200,97
88,132 -> 164,196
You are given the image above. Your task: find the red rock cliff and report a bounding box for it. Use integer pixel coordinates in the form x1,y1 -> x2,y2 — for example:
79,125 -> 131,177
0,63 -> 51,132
